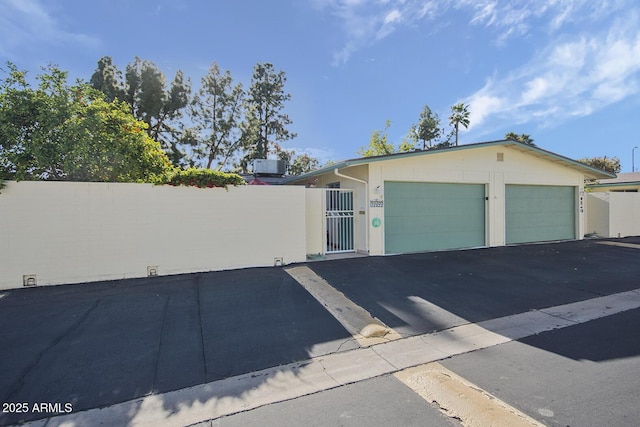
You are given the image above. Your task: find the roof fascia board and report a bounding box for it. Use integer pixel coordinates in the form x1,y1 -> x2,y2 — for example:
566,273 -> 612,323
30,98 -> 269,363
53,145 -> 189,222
587,181 -> 640,188
281,140 -> 615,184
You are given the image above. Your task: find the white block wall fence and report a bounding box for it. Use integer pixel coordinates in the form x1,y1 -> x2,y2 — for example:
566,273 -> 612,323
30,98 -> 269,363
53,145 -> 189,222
586,192 -> 640,238
0,181 -> 306,290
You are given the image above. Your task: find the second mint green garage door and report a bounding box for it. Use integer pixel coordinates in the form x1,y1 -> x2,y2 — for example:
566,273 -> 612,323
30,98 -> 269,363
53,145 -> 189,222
384,182 -> 486,254
505,185 -> 576,244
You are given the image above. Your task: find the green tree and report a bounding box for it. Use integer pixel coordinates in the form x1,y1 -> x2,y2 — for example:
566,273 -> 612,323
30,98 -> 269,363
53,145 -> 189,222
358,120 -> 395,157
239,63 -> 296,172
397,137 -> 416,153
89,56 -> 124,102
94,57 -> 191,166
124,57 -> 141,113
1,63 -> 74,179
160,69 -> 191,166
449,102 -> 470,146
268,143 -> 320,175
63,89 -> 173,182
505,132 -> 536,146
0,62 -> 173,182
186,62 -> 244,170
358,120 -> 416,157
410,104 -> 442,149
273,142 -> 294,166
289,153 -> 320,175
268,144 -> 321,176
578,156 -> 621,174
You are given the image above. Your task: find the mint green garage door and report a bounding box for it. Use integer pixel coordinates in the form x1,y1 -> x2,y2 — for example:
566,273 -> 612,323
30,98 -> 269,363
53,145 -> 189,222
384,182 -> 486,254
505,185 -> 576,244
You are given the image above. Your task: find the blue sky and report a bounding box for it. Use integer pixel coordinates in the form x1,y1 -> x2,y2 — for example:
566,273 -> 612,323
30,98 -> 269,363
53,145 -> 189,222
2,0 -> 640,170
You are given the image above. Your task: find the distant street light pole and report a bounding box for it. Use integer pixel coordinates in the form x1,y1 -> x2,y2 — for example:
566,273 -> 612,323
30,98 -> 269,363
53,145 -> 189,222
634,147 -> 639,172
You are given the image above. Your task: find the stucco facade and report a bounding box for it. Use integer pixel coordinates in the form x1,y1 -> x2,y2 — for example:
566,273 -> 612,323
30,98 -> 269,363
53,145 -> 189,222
288,140 -> 614,256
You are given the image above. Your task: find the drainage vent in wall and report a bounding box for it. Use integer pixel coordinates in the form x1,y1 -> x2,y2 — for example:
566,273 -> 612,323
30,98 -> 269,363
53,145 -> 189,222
23,274 -> 37,287
147,266 -> 158,277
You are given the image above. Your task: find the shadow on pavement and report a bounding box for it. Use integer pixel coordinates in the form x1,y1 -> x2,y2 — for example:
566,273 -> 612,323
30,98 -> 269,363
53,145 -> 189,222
308,238 -> 640,345
1,238 -> 638,425
519,306 -> 640,362
0,268 -> 357,426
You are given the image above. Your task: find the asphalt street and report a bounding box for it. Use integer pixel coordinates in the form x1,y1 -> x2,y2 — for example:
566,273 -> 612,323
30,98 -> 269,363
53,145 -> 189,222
194,375 -> 461,427
441,307 -> 640,427
0,238 -> 639,426
196,306 -> 640,427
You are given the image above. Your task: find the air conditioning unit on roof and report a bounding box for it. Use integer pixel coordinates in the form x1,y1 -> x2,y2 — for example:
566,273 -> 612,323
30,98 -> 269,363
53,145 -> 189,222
253,159 -> 286,176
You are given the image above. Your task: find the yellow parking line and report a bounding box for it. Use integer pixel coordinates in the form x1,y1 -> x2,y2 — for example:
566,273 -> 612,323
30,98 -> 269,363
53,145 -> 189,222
285,266 -> 402,346
395,362 -> 544,427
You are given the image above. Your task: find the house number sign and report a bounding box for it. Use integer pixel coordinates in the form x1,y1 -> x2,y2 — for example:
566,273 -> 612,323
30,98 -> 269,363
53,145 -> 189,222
370,200 -> 384,208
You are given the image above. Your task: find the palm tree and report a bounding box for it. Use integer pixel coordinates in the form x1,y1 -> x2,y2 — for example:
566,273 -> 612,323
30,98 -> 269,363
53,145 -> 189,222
449,103 -> 470,146
505,132 -> 536,146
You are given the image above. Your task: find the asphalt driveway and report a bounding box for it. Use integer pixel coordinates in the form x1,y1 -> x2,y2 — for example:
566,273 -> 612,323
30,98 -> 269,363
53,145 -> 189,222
1,238 -> 639,425
308,239 -> 640,336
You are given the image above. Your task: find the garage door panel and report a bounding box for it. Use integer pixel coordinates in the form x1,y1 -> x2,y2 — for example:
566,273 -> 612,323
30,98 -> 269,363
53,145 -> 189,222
505,185 -> 575,244
384,182 -> 486,254
386,231 -> 481,254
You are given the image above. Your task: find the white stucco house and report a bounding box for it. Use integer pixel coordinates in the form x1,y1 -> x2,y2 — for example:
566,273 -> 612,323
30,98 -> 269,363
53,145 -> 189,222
587,172 -> 640,193
0,139 -> 619,290
284,139 -> 615,257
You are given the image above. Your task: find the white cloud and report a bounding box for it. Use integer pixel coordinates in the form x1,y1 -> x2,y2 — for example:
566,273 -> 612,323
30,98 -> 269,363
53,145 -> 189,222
314,0 -> 640,135
383,9 -> 402,24
469,1 -> 499,26
317,0 -> 633,65
0,0 -> 99,55
467,88 -> 506,128
463,9 -> 640,131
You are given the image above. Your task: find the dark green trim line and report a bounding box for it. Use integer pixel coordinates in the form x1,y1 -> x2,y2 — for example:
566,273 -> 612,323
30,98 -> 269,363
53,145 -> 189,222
587,181 -> 640,188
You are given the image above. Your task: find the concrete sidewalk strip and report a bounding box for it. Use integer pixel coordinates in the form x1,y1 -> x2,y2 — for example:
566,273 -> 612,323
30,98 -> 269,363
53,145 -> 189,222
370,335 -> 451,370
314,347 -> 396,386
539,289 -> 640,323
478,310 -> 578,340
20,351 -> 396,427
596,241 -> 640,249
21,287 -> 640,427
371,324 -> 511,370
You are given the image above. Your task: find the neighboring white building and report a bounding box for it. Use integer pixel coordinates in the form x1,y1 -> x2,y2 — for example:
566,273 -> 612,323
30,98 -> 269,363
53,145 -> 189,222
587,172 -> 640,192
585,173 -> 640,238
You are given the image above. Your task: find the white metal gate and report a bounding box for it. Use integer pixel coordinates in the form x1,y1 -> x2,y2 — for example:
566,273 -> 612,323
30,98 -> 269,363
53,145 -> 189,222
324,189 -> 355,253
